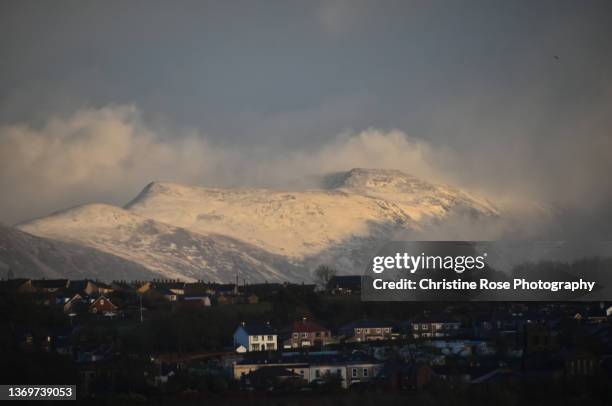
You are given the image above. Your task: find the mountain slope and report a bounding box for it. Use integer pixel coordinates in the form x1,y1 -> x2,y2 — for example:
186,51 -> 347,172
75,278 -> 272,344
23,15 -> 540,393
17,204 -> 308,283
15,169 -> 500,282
0,224 -> 158,281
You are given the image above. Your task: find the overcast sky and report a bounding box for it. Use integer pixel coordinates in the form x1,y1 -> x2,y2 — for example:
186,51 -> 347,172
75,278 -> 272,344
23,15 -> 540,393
0,0 -> 611,237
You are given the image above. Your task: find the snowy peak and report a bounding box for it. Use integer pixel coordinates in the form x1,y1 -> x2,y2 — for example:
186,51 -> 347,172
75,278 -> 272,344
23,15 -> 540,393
125,181 -> 193,206
322,168 -> 430,193
322,168 -> 498,217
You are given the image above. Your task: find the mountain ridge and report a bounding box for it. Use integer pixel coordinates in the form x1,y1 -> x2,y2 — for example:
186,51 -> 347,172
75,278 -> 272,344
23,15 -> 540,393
13,169 -> 501,282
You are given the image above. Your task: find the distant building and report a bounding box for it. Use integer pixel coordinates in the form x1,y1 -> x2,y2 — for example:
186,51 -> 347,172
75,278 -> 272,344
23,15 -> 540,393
138,281 -> 185,296
339,320 -> 394,342
32,279 -> 70,293
180,296 -> 212,308
233,322 -> 278,352
410,315 -> 461,339
89,296 -> 117,315
284,318 -> 333,349
63,293 -> 88,315
0,278 -> 34,294
234,351 -> 383,388
68,280 -> 99,296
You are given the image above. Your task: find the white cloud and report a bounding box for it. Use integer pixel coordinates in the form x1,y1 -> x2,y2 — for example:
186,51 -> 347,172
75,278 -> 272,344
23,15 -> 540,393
0,105 -> 219,223
0,104 -> 450,224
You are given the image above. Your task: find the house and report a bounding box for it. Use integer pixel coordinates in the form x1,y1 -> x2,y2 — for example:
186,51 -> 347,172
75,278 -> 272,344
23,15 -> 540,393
32,279 -> 70,293
472,312 -> 528,339
138,281 -> 185,296
94,281 -> 114,295
573,303 -> 611,324
110,280 -> 137,293
410,315 -> 461,339
178,296 -> 212,309
89,296 -> 118,315
242,366 -> 303,390
63,294 -> 88,315
157,287 -> 179,302
327,275 -> 361,295
339,320 -> 394,342
0,278 -> 35,294
233,322 -> 278,352
234,351 -> 383,388
284,317 -> 334,349
184,282 -> 214,296
142,285 -> 180,302
68,280 -> 99,296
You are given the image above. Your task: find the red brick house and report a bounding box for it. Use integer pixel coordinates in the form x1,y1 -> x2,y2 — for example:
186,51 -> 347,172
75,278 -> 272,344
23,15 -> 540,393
89,296 -> 118,315
284,318 -> 333,349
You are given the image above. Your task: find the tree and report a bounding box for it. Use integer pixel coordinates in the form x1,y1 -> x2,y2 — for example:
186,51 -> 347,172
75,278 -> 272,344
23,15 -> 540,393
314,265 -> 336,288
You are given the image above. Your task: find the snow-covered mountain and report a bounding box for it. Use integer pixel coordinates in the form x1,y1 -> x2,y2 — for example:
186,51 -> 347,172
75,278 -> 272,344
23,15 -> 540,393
15,168 -> 499,282
17,204 -> 308,283
126,168 -> 497,257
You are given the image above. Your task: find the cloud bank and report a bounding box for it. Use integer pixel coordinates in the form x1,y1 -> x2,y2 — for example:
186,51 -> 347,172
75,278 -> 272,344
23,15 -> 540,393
0,103 -> 610,240
0,105 -> 446,224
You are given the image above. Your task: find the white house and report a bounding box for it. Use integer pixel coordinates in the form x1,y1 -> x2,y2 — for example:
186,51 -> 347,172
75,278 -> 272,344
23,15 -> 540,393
233,322 -> 277,352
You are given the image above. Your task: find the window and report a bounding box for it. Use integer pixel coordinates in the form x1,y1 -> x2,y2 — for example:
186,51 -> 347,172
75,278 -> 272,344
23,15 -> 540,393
253,335 -> 259,341
422,324 -> 429,330
351,368 -> 358,378
267,335 -> 274,341
413,324 -> 419,330
376,328 -> 381,333
250,344 -> 259,351
363,368 -> 368,377
301,332 -> 308,338
293,333 -> 298,338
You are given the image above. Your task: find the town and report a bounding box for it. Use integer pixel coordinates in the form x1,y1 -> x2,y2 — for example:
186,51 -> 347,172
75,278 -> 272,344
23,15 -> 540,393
2,274 -> 612,404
